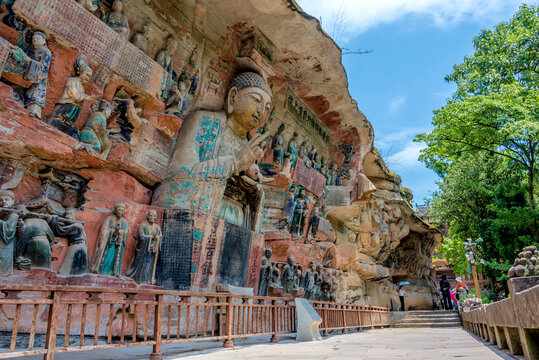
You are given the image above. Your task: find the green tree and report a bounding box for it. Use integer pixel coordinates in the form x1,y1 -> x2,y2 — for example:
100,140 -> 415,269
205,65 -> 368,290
416,5 -> 539,238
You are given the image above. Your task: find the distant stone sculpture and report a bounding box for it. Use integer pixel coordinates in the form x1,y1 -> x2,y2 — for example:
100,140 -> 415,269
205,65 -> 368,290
326,161 -> 339,186
310,264 -> 323,300
258,248 -> 272,296
281,255 -> 295,295
278,154 -> 293,178
293,265 -> 303,291
131,22 -> 153,55
320,269 -> 332,301
302,261 -> 316,299
287,132 -> 299,168
3,31 -> 51,119
323,252 -> 334,268
299,141 -> 312,168
51,207 -> 89,276
15,204 -> 55,270
165,82 -> 188,119
102,0 -> 130,39
78,100 -> 113,159
278,184 -> 296,229
48,54 -> 93,139
0,190 -> 18,276
508,245 -> 538,279
269,262 -> 282,291
91,203 -> 128,276
271,124 -> 285,166
313,153 -> 321,171
307,204 -> 321,238
78,0 -> 104,17
153,71 -> 272,216
126,210 -> 162,284
156,37 -> 178,101
290,188 -> 309,237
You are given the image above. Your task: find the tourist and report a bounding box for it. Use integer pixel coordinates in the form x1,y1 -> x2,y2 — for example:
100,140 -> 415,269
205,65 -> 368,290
439,275 -> 453,310
455,277 -> 468,302
398,285 -> 406,311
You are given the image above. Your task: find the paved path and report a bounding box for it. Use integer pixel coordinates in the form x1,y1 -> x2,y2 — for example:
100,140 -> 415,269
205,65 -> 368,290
171,328 -> 510,360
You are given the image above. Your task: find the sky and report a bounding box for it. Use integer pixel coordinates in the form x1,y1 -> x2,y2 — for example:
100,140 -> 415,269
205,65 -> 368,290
296,0 -> 538,205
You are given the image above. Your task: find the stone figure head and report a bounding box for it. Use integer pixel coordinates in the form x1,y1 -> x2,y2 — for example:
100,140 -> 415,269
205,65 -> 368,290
225,72 -> 272,138
330,161 -> 338,171
0,190 -> 15,208
114,203 -> 126,218
309,261 -> 316,271
264,248 -> 272,259
142,22 -> 153,37
32,31 -> 46,49
147,209 -> 157,224
112,0 -> 124,12
277,123 -> 285,134
165,37 -> 178,54
91,99 -> 113,118
286,254 -> 295,266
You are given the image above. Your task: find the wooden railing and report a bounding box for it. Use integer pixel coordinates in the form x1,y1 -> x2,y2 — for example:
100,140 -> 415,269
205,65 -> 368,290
460,284 -> 538,360
310,301 -> 390,335
0,285 -> 388,360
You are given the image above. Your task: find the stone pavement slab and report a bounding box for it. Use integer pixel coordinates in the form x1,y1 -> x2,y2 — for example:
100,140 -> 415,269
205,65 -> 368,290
172,328 -> 511,360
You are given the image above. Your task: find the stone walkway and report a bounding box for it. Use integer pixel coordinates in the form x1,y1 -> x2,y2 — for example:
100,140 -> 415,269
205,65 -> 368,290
171,328 -> 512,360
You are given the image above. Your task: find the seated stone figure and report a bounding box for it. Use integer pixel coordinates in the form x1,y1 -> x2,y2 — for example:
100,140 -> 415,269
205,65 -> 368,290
152,71 -> 272,217
48,55 -> 93,139
77,100 -> 113,159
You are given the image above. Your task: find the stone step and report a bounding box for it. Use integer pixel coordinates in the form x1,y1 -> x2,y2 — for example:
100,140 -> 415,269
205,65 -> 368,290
392,321 -> 462,328
396,317 -> 461,323
398,310 -> 459,315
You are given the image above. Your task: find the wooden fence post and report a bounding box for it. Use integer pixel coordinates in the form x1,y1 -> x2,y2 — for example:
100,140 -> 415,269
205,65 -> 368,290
341,305 -> 347,334
223,295 -> 234,348
43,290 -> 60,360
150,294 -> 163,360
322,304 -> 329,337
270,299 -> 279,343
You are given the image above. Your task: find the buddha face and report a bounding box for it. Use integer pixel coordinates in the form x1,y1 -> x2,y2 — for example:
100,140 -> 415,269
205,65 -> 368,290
166,38 -> 178,54
114,205 -> 125,218
32,33 -> 46,49
147,210 -> 157,224
112,0 -> 123,12
227,86 -> 272,137
0,194 -> 14,208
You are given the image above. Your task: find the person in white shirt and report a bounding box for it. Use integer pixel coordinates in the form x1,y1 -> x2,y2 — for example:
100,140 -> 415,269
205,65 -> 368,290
399,285 -> 406,311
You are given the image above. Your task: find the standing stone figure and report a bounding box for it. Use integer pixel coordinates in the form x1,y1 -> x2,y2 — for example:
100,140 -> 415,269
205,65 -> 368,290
131,22 -> 153,55
51,208 -> 89,275
293,265 -> 303,291
299,141 -> 312,168
269,262 -> 282,290
278,184 -> 296,229
257,248 -> 272,296
287,132 -> 299,168
271,123 -> 285,166
156,37 -> 178,101
310,264 -> 323,300
302,261 -> 316,299
102,0 -> 130,39
152,72 -> 272,215
126,210 -> 162,284
320,269 -> 332,302
48,55 -> 93,139
307,204 -> 321,238
290,189 -> 309,237
281,255 -> 295,295
3,31 -> 51,119
78,100 -> 113,159
278,154 -> 293,179
0,190 -> 18,276
91,203 -> 128,276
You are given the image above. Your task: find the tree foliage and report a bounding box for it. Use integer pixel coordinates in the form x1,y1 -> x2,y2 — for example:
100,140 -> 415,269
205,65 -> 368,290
418,5 -> 539,285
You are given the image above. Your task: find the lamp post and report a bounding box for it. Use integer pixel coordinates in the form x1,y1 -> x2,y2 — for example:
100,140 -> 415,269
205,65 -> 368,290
465,238 -> 481,298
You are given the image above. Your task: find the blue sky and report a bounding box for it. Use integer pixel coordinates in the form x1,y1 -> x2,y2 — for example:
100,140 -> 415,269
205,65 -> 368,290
296,0 -> 538,205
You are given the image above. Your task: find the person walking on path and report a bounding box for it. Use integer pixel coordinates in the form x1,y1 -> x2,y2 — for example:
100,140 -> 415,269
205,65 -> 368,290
398,285 -> 406,311
440,275 -> 453,310
455,277 -> 468,302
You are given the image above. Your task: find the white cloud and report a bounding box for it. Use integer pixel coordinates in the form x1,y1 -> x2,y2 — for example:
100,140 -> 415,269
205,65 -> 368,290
386,141 -> 425,170
374,126 -> 429,149
297,0 -> 535,42
388,95 -> 407,114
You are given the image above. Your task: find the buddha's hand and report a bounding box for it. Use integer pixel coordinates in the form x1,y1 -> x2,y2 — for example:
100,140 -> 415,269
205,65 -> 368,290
234,132 -> 269,172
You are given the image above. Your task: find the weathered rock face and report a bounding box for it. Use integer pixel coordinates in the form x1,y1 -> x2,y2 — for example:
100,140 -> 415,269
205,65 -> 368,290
0,0 -> 440,309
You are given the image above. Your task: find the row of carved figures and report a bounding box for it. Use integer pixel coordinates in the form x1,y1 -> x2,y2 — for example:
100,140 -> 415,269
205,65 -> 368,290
269,123 -> 349,186
258,250 -> 339,301
0,1 -> 198,134
0,191 -> 162,285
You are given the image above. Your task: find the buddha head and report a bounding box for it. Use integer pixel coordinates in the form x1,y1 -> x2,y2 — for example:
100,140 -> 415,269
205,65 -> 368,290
225,72 -> 272,138
32,31 -> 46,49
147,209 -> 157,224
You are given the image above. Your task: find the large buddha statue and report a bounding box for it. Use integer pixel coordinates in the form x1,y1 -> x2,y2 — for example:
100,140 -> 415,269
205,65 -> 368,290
152,72 -> 272,219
